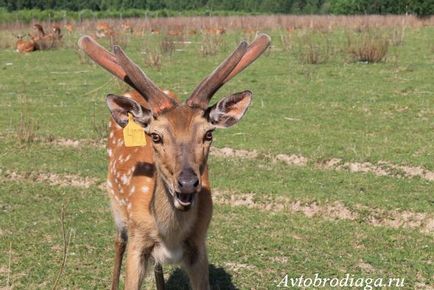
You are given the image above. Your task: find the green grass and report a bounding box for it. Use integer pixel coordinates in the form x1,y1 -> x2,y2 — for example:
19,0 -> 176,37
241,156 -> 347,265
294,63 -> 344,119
0,25 -> 433,289
0,181 -> 432,288
1,29 -> 433,168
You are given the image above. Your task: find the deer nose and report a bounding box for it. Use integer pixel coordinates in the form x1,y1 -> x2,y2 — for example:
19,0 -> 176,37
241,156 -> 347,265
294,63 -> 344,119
177,168 -> 199,193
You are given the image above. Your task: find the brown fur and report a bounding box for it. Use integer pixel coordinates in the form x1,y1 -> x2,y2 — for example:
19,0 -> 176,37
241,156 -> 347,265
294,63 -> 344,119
107,91 -> 212,290
64,23 -> 74,33
29,24 -> 62,51
15,35 -> 35,53
96,22 -> 115,38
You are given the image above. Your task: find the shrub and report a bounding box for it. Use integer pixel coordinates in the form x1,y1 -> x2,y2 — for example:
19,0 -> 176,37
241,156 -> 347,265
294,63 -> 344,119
346,31 -> 389,63
293,30 -> 333,64
200,35 -> 224,57
144,48 -> 162,70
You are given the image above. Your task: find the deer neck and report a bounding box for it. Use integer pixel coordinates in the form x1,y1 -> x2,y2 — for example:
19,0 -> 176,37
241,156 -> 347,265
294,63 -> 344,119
151,172 -> 197,241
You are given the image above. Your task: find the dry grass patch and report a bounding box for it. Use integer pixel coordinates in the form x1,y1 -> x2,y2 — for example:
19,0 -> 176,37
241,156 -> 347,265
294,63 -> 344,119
346,30 -> 389,63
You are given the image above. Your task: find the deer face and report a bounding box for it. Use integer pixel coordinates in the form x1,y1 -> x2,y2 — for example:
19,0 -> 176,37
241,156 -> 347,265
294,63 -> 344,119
107,91 -> 252,210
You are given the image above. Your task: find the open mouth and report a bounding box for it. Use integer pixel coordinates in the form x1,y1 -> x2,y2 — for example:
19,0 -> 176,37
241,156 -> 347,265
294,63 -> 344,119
175,192 -> 195,207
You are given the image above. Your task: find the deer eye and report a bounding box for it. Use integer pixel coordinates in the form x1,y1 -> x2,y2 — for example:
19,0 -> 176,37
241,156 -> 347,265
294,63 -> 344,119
204,130 -> 213,142
151,133 -> 162,144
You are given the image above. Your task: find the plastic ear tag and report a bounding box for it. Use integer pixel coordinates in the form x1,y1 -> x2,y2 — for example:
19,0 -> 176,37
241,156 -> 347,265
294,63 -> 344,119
123,113 -> 147,147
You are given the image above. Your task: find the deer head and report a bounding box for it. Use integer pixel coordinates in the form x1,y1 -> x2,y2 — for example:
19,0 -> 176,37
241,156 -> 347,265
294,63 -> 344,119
32,24 -> 45,37
79,34 -> 270,210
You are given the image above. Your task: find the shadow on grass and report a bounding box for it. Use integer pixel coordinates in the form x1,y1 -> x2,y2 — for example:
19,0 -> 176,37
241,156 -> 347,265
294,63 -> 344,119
166,264 -> 238,290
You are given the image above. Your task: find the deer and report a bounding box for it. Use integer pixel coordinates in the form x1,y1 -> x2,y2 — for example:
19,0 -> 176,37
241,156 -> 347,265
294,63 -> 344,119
31,24 -> 45,39
51,25 -> 63,41
15,34 -> 35,53
30,24 -> 61,50
96,22 -> 115,38
204,27 -> 226,35
121,22 -> 134,34
64,23 -> 74,33
78,33 -> 270,290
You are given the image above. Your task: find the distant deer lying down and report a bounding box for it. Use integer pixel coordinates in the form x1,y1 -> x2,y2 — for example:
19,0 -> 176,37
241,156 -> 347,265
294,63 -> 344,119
15,34 -> 35,53
79,33 -> 270,290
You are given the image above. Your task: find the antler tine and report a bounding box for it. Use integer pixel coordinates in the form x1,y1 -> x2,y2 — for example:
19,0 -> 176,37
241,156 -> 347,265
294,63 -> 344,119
187,41 -> 249,109
222,33 -> 271,84
78,36 -> 136,90
113,45 -> 177,113
79,36 -> 176,114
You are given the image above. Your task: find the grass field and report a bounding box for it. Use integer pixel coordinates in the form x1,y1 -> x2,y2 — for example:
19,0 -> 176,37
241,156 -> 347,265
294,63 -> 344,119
0,16 -> 433,289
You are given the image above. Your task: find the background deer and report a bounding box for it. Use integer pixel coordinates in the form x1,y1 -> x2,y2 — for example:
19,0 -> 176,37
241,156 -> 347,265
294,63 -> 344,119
79,33 -> 270,290
15,34 -> 35,53
96,22 -> 115,38
27,23 -> 62,50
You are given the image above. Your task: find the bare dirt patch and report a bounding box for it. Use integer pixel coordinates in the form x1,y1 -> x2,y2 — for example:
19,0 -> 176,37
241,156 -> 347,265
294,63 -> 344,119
318,158 -> 433,181
274,154 -> 308,166
357,261 -> 376,273
224,262 -> 256,272
213,190 -> 434,234
0,169 -> 97,188
365,207 -> 434,234
44,137 -> 106,149
213,190 -> 358,221
211,147 -> 258,159
378,161 -> 434,181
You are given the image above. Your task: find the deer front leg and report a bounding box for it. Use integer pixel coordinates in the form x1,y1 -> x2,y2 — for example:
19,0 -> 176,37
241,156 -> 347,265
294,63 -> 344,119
124,234 -> 152,290
183,241 -> 210,290
154,263 -> 165,290
111,229 -> 127,290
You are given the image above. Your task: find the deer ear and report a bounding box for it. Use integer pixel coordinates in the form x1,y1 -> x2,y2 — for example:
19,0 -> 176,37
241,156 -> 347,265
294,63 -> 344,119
207,90 -> 252,128
106,94 -> 152,128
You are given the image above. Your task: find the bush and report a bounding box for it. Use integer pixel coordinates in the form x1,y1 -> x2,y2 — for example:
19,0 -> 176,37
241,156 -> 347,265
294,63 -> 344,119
293,30 -> 334,64
346,31 -> 389,63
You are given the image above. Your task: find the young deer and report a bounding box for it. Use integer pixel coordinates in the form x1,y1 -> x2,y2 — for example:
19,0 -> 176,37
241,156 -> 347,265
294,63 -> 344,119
79,33 -> 270,290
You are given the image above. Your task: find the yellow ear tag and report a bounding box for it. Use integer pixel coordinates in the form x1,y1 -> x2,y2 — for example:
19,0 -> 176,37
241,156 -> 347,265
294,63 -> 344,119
123,113 -> 147,147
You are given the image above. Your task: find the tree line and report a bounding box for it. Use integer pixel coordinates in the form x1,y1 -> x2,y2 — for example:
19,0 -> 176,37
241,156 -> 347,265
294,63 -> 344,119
0,0 -> 432,16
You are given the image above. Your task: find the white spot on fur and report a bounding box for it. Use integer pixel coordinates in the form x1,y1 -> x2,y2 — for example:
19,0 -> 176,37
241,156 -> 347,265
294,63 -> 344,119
121,175 -> 128,185
129,185 -> 135,196
109,131 -> 114,138
142,185 -> 149,193
107,149 -> 112,157
107,180 -> 113,189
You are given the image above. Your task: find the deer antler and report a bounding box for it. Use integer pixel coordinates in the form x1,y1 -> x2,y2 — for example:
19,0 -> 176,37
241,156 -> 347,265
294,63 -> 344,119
78,36 -> 177,114
187,33 -> 271,109
113,45 -> 177,113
